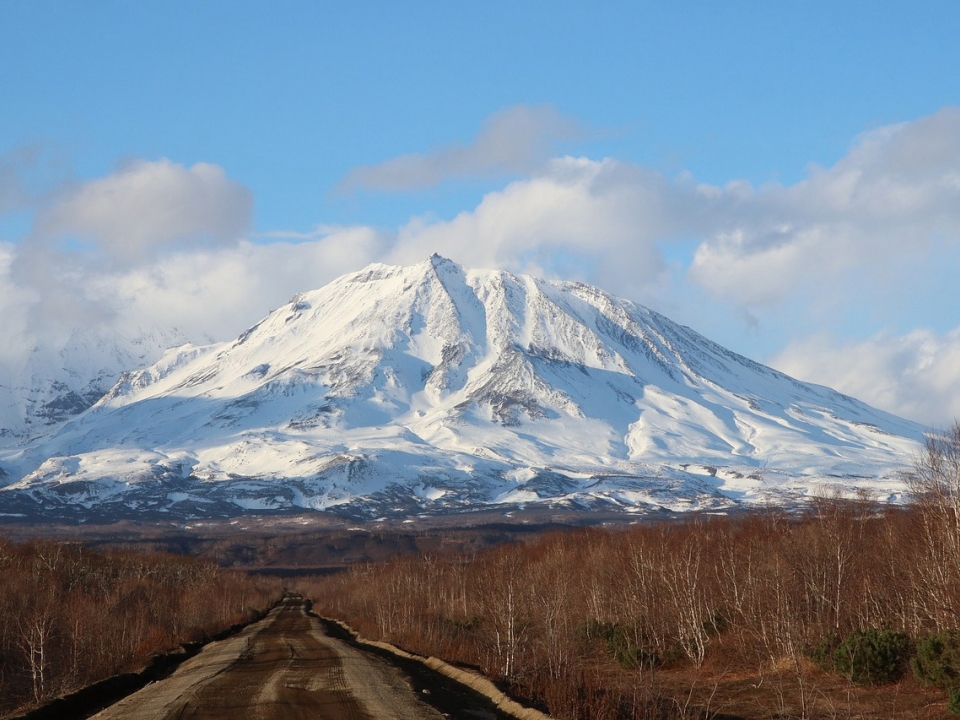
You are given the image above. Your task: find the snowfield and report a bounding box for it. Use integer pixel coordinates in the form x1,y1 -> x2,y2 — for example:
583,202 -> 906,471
0,255 -> 926,519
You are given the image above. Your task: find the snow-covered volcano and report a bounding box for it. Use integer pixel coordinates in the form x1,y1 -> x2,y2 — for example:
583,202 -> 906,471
0,255 -> 925,519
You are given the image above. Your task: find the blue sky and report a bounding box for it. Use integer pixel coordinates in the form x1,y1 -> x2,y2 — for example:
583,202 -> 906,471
2,1 -> 960,425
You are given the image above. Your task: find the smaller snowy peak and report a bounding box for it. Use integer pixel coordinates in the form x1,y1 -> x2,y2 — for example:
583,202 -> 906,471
0,325 -> 187,447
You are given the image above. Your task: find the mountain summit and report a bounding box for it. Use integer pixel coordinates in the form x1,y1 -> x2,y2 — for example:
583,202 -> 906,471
0,256 -> 924,519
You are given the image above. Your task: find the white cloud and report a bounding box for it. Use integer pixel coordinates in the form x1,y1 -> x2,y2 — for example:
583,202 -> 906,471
340,107 -> 960,323
0,159 -> 256,370
771,329 -> 960,427
688,107 -> 960,309
36,158 -> 252,263
105,226 -> 387,340
338,105 -> 584,192
380,157 -> 695,304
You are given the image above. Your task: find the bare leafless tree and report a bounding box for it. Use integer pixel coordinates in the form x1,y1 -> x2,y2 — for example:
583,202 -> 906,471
908,421 -> 960,627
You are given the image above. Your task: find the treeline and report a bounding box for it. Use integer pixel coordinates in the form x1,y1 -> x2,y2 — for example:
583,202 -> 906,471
307,429 -> 960,718
0,536 -> 281,715
308,495 -> 960,718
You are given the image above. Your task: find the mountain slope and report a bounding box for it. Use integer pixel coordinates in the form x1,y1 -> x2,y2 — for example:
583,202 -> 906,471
0,255 -> 924,519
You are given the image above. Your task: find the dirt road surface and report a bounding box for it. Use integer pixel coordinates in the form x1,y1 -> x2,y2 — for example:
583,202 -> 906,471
92,598 -> 451,720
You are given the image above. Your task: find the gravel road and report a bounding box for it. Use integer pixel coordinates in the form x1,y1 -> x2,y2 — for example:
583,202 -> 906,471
92,598 -> 448,720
